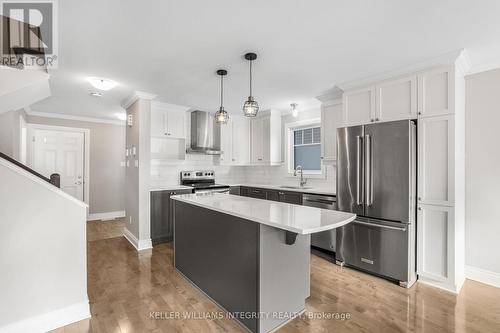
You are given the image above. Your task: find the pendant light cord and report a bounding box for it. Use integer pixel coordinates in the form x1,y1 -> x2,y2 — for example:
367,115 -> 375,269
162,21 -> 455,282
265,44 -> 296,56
220,74 -> 224,108
249,60 -> 253,97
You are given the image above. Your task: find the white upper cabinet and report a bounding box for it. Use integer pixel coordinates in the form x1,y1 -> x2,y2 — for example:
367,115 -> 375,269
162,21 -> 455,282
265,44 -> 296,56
250,110 -> 281,165
166,111 -> 186,138
232,117 -> 251,165
251,117 -> 265,164
417,204 -> 454,283
375,75 -> 417,122
342,87 -> 375,126
219,119 -> 233,165
219,116 -> 251,166
418,67 -> 454,117
150,102 -> 186,139
418,115 -> 454,206
321,101 -> 342,162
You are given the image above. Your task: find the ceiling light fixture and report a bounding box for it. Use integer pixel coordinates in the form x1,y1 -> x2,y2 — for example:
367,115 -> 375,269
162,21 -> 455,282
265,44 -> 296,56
90,92 -> 103,97
242,52 -> 259,117
291,103 -> 299,117
88,77 -> 117,91
215,69 -> 229,124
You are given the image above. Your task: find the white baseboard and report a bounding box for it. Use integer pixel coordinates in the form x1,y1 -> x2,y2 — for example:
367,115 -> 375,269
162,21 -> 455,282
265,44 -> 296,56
123,227 -> 152,251
87,210 -> 125,221
0,300 -> 90,333
466,265 -> 500,288
417,277 -> 463,294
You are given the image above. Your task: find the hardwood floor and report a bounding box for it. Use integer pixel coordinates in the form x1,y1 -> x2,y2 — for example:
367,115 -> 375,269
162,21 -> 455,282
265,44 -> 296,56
52,219 -> 500,333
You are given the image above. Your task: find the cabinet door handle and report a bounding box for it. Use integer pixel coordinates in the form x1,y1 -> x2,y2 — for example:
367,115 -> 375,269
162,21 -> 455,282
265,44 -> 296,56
418,207 -> 422,211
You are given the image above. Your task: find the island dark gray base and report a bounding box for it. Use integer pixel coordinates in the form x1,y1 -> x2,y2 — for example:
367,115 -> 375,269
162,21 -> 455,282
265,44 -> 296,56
174,201 -> 310,333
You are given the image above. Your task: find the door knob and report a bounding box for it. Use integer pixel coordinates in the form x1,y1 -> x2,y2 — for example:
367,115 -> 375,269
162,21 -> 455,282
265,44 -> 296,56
75,181 -> 83,185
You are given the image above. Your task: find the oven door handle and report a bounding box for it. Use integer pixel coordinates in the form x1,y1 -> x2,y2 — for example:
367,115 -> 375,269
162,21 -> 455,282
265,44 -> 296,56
196,188 -> 230,194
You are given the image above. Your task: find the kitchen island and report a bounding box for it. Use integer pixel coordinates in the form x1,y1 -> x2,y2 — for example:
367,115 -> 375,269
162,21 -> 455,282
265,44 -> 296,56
171,193 -> 356,333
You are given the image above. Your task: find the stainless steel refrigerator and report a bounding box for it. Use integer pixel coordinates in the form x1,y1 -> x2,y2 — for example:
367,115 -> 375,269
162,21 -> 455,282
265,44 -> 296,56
335,119 -> 417,287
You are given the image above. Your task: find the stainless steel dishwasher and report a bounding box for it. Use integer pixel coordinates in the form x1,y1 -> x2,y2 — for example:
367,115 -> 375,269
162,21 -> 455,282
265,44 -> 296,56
302,194 -> 337,252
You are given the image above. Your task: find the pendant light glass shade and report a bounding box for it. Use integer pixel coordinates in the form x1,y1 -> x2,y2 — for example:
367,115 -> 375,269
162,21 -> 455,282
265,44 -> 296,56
215,107 -> 229,124
243,53 -> 259,117
215,69 -> 229,124
243,96 -> 259,117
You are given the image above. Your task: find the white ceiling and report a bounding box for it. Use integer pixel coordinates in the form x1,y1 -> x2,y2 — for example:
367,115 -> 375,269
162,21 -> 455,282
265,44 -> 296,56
31,0 -> 500,121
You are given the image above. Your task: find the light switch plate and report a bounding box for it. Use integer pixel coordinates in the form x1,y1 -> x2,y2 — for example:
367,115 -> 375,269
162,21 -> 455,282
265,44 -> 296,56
134,159 -> 139,167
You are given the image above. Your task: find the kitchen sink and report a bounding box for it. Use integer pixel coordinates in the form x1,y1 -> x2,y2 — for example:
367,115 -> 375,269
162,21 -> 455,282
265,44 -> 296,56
279,185 -> 312,190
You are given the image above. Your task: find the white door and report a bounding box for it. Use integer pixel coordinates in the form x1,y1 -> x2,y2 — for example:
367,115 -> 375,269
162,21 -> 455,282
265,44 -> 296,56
375,75 -> 417,122
166,111 -> 186,138
232,117 -> 250,165
342,87 -> 375,125
418,67 -> 454,117
32,129 -> 85,201
417,204 -> 453,282
251,118 -> 263,164
321,102 -> 342,161
417,115 -> 454,206
219,119 -> 232,165
151,109 -> 166,137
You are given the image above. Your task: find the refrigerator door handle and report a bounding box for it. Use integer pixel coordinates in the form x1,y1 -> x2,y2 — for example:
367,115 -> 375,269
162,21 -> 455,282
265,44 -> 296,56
356,135 -> 363,206
365,134 -> 373,206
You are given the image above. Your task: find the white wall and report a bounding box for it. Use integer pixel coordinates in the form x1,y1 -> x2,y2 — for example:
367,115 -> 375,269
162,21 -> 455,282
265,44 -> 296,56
464,69 -> 500,282
0,109 -> 25,159
0,159 -> 89,332
26,115 -> 126,215
125,98 -> 151,249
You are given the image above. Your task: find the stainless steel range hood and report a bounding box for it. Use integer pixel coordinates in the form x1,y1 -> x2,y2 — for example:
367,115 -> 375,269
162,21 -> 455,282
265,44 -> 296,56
186,110 -> 222,155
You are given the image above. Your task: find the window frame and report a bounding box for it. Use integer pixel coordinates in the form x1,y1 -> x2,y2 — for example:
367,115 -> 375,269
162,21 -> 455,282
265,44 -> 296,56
285,118 -> 325,177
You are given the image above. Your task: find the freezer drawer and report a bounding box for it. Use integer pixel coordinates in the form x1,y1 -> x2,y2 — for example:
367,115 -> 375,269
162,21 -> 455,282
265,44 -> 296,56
336,219 -> 411,282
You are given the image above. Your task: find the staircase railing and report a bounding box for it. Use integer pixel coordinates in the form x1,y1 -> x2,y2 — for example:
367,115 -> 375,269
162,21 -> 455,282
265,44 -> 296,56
0,152 -> 60,188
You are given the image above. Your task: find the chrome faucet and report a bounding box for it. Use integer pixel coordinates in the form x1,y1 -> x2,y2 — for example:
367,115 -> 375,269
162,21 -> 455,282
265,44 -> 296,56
294,165 -> 307,187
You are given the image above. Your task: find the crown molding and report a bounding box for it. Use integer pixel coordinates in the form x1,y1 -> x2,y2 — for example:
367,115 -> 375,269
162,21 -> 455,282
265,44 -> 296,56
151,101 -> 192,113
121,91 -> 157,109
337,49 -> 468,91
25,110 -> 125,126
316,86 -> 343,104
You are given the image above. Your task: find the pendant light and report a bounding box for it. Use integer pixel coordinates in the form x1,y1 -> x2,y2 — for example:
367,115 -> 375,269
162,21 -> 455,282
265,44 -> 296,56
215,69 -> 229,124
242,52 -> 259,117
291,103 -> 299,117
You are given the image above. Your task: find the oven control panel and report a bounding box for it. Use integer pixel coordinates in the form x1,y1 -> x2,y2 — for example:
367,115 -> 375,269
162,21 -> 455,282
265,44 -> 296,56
180,170 -> 215,180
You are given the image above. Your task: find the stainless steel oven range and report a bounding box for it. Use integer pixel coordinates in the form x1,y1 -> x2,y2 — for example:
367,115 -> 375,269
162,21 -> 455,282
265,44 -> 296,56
180,170 -> 230,194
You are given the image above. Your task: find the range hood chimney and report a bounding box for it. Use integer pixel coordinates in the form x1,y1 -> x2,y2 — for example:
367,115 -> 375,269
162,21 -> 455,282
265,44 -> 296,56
186,110 -> 222,155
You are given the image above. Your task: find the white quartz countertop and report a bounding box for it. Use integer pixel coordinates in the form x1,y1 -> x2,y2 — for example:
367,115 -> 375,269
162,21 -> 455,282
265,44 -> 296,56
150,184 -> 193,192
230,183 -> 336,196
171,193 -> 355,235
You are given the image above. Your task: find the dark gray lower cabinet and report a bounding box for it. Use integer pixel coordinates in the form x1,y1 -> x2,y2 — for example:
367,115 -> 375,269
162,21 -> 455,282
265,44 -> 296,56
244,187 -> 266,199
229,186 -> 240,195
279,191 -> 303,205
150,189 -> 193,245
266,190 -> 280,202
241,186 -> 303,205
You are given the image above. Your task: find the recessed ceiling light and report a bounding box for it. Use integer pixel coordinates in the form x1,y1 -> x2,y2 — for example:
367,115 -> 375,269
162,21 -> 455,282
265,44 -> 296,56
88,77 -> 117,91
90,92 -> 103,97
